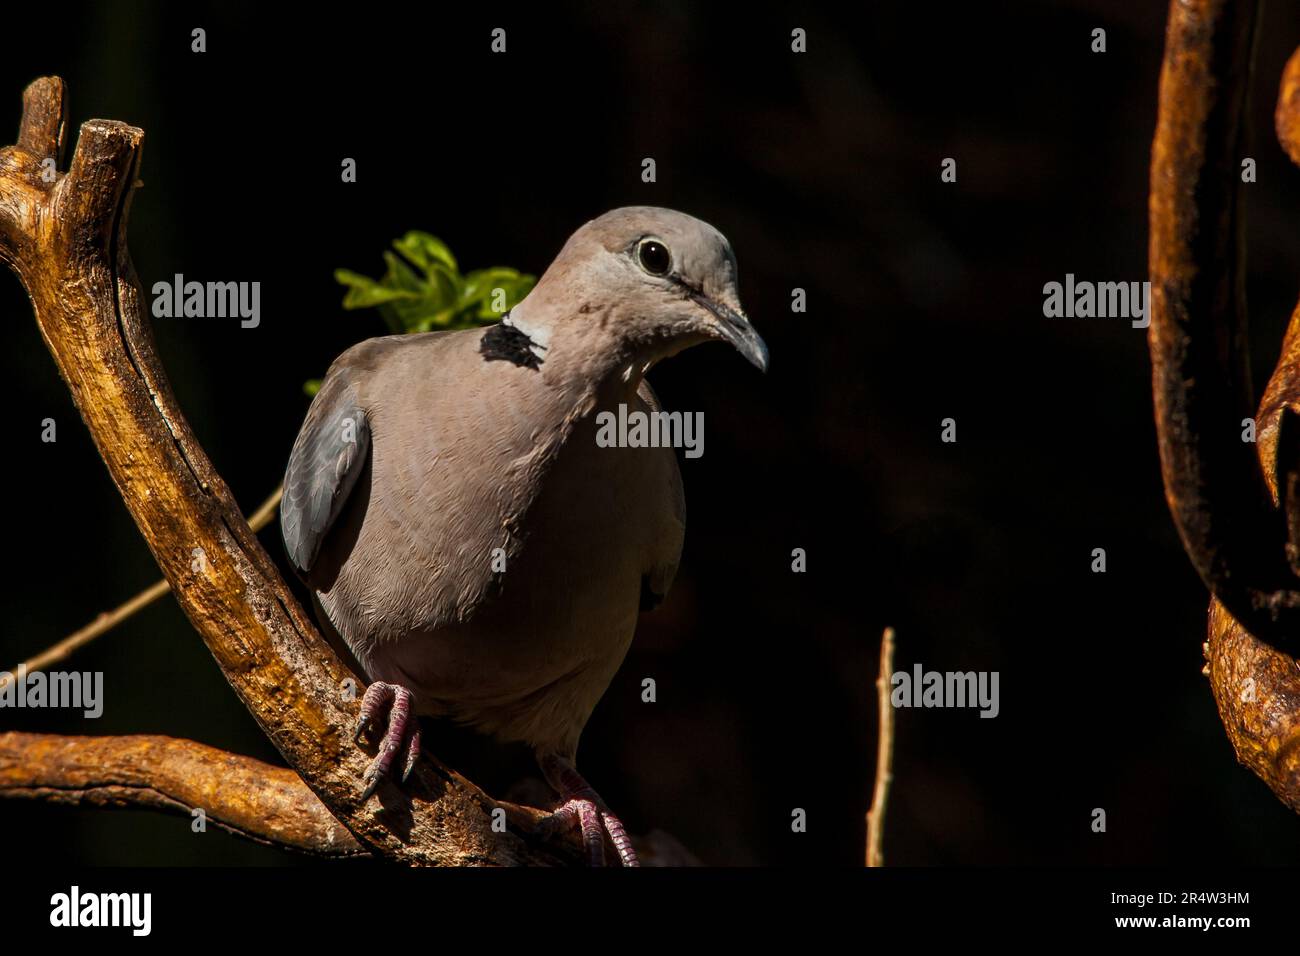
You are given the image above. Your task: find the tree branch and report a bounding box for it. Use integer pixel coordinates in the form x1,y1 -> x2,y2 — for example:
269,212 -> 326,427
0,76 -> 583,866
1204,295 -> 1300,816
1148,0 -> 1300,651
0,732 -> 368,857
865,627 -> 895,867
1195,38 -> 1300,816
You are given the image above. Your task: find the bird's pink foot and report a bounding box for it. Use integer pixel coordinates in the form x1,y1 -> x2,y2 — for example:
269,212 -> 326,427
352,681 -> 422,800
537,754 -> 639,867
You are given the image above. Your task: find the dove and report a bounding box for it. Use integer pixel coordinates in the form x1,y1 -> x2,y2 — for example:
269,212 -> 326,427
281,206 -> 767,865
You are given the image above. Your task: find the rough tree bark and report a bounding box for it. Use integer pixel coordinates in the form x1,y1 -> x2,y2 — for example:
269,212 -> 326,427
1206,301 -> 1300,816
1149,0 -> 1300,813
0,732 -> 366,856
0,76 -> 584,865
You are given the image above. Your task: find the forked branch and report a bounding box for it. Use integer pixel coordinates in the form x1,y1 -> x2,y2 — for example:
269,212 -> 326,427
0,76 -> 582,865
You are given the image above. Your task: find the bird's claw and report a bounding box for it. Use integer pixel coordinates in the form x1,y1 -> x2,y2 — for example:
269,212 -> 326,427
536,754 -> 639,867
537,797 -> 639,867
353,681 -> 421,801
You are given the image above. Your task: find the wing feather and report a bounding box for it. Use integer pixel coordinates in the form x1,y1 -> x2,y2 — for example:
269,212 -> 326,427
281,372 -> 370,575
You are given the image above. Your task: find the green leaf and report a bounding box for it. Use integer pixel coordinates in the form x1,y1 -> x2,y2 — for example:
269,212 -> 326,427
335,232 -> 533,334
426,262 -> 463,311
392,231 -> 457,274
480,272 -> 534,307
474,273 -> 536,318
339,285 -> 416,309
334,268 -> 417,310
462,267 -> 520,304
381,251 -> 426,295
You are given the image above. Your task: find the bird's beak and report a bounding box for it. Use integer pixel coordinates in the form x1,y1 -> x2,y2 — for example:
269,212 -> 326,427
689,291 -> 769,372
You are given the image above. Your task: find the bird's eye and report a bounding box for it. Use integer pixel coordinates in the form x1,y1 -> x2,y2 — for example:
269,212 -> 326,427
636,238 -> 672,276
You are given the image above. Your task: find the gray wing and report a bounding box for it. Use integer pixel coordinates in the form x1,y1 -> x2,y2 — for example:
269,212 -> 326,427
281,371 -> 371,576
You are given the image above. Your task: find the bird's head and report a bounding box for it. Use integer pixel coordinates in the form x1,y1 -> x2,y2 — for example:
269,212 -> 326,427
509,206 -> 769,375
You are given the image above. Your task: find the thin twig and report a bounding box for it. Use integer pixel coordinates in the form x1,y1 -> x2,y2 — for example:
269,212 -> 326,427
245,485 -> 284,533
866,626 -> 895,867
0,486 -> 282,690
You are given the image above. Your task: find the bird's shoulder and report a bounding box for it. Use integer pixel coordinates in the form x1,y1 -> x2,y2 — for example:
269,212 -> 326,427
326,329 -> 464,393
281,330 -> 473,576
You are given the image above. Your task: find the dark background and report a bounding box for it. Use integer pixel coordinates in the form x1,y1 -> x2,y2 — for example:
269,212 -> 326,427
3,0 -> 1299,866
